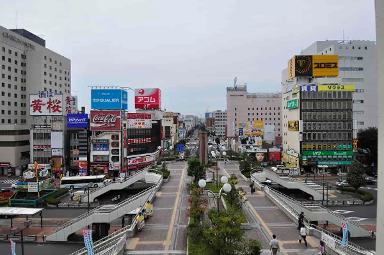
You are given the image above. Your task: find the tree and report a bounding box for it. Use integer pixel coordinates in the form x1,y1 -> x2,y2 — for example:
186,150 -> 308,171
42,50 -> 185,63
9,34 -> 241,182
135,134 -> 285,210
187,157 -> 205,183
204,209 -> 245,255
357,127 -> 378,167
347,161 -> 366,192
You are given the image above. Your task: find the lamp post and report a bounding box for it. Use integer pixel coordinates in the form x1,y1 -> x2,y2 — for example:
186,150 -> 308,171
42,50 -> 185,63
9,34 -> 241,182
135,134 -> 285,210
198,176 -> 232,212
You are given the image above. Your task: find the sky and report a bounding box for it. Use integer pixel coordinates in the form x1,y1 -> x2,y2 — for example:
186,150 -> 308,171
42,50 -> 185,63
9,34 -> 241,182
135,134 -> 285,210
0,0 -> 376,116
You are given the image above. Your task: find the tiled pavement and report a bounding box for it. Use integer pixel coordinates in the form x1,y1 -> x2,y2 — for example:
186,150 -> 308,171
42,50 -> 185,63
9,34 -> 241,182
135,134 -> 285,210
126,162 -> 188,254
219,161 -> 321,255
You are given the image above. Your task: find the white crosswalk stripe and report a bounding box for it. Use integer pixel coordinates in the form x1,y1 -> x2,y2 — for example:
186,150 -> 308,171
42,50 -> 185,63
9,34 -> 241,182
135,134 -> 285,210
332,209 -> 354,214
0,179 -> 18,184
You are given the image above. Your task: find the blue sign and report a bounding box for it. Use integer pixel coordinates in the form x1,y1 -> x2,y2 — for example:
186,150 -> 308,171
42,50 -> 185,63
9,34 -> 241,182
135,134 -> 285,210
239,128 -> 243,136
67,114 -> 88,129
91,89 -> 128,110
176,143 -> 185,153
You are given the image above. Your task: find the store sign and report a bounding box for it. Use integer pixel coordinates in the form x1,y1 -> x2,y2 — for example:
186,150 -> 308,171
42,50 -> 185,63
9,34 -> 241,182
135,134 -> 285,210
33,145 -> 51,151
90,110 -> 121,131
67,113 -> 88,129
33,124 -> 51,129
302,143 -> 352,150
127,138 -> 152,144
65,95 -> 78,114
127,154 -> 156,165
29,93 -> 63,116
318,84 -> 355,92
317,161 -> 352,166
27,182 -> 39,192
287,99 -> 299,109
302,150 -> 353,157
288,120 -> 299,131
312,55 -> 339,77
288,55 -> 338,79
300,84 -> 318,92
51,148 -> 63,156
92,143 -> 109,151
134,88 -> 161,110
286,148 -> 299,157
91,89 -> 128,110
238,128 -> 243,136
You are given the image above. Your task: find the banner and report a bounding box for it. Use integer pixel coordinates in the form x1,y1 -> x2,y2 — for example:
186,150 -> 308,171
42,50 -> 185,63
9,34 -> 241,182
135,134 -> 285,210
30,93 -> 63,116
288,120 -> 299,131
10,239 -> 16,255
318,84 -> 355,92
134,88 -> 161,110
341,221 -> 349,247
312,55 -> 339,77
90,110 -> 121,131
83,229 -> 94,255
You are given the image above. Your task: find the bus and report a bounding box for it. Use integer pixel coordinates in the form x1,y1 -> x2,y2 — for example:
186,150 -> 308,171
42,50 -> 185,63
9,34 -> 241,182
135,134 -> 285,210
60,175 -> 107,189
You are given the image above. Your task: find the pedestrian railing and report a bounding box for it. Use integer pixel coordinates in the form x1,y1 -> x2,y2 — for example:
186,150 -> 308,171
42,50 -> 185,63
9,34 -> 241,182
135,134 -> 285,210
252,176 -> 375,255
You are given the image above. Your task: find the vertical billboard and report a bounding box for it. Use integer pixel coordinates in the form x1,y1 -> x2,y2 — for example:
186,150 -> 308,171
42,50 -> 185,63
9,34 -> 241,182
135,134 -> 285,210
91,89 -> 128,110
65,95 -> 78,114
134,88 -> 161,110
90,110 -> 121,131
67,113 -> 89,129
30,93 -> 63,116
288,120 -> 299,131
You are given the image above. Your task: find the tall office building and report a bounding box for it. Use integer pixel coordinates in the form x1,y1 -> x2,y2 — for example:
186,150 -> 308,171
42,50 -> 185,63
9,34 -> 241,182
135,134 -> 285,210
299,40 -> 377,134
0,26 -> 71,174
212,110 -> 227,137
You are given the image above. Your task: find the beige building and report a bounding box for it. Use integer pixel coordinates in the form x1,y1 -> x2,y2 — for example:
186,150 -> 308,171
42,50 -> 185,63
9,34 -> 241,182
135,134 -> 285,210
0,26 -> 71,173
162,112 -> 179,149
226,84 -> 282,144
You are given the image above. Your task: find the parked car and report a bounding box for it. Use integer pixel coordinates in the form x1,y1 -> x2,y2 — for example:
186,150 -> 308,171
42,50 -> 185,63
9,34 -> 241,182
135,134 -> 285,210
364,176 -> 377,185
336,180 -> 350,187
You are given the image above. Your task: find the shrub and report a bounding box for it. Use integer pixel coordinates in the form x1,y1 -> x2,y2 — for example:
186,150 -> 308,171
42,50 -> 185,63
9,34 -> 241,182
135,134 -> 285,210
246,239 -> 262,255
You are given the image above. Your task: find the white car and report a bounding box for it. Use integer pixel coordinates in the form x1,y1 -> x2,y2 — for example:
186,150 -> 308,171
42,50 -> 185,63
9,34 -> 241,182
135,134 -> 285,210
336,180 -> 350,187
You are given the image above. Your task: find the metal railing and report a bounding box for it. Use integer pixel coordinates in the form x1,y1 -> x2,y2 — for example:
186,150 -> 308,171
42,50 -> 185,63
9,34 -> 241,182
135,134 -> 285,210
69,175 -> 163,255
252,176 -> 375,255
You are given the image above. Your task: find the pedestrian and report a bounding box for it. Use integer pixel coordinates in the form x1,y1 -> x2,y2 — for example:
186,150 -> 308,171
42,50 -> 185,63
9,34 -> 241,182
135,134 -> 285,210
319,240 -> 326,255
299,225 -> 308,247
298,212 -> 304,230
250,182 -> 255,194
269,234 -> 279,255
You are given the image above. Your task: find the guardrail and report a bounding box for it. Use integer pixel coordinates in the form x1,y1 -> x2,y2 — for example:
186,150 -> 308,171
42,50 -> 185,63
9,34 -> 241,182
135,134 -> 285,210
251,176 -> 375,255
69,175 -> 163,255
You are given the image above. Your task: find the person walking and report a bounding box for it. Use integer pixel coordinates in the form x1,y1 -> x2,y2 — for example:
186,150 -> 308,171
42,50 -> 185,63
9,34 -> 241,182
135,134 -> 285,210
250,182 -> 255,194
269,234 -> 280,255
299,225 -> 308,247
298,212 -> 304,230
319,240 -> 326,254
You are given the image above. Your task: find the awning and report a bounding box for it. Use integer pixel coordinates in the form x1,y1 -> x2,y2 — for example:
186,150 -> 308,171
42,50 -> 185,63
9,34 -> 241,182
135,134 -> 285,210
0,207 -> 43,216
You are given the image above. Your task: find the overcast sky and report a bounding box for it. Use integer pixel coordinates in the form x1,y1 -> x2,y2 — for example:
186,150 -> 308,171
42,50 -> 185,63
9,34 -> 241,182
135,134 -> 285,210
0,0 -> 376,116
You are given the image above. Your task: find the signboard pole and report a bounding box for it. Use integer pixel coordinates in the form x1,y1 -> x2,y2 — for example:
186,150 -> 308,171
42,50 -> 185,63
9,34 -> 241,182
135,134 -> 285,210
34,161 -> 40,198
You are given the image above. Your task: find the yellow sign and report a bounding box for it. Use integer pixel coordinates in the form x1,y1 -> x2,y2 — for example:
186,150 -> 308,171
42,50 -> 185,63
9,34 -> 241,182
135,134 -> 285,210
288,57 -> 296,80
288,120 -> 299,131
253,120 -> 264,129
312,55 -> 339,77
318,84 -> 355,91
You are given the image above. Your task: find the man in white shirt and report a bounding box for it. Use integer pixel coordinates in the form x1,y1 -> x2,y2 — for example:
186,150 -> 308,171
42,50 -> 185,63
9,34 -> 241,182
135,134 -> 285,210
299,226 -> 308,247
269,234 -> 280,255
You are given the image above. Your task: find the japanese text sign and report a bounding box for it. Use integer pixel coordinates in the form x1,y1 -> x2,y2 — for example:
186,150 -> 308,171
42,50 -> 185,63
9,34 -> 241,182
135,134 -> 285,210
134,88 -> 161,110
29,94 -> 63,116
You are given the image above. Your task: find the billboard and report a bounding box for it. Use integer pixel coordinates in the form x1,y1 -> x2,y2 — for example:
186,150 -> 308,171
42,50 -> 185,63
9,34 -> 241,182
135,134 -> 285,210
127,113 -> 152,129
300,84 -> 318,92
30,93 -> 63,116
134,88 -> 161,110
67,114 -> 89,129
288,120 -> 299,131
318,84 -> 355,92
253,120 -> 264,129
302,150 -> 353,157
288,55 -> 338,79
287,99 -> 299,109
91,89 -> 128,110
65,95 -> 78,114
312,55 -> 339,77
90,110 -> 121,131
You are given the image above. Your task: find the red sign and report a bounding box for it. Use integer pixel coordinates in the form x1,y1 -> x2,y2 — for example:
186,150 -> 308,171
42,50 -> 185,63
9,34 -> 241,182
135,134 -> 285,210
90,110 -> 121,131
127,113 -> 151,119
127,138 -> 152,144
268,151 -> 281,162
134,88 -> 161,110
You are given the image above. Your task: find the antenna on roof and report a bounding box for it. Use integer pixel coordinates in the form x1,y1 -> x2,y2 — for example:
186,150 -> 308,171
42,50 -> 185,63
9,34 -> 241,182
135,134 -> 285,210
342,29 -> 345,42
15,11 -> 18,29
233,76 -> 238,88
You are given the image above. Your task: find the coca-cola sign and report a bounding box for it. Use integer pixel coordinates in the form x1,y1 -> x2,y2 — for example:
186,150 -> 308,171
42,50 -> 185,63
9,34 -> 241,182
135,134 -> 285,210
90,110 -> 121,131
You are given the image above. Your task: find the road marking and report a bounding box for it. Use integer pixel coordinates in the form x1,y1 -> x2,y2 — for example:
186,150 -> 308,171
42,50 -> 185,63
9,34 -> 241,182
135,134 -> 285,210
164,165 -> 186,250
126,237 -> 140,250
345,217 -> 368,222
332,210 -> 354,214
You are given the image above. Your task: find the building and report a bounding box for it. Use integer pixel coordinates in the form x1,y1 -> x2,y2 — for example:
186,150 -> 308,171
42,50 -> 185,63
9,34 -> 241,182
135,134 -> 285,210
0,26 -> 71,174
226,84 -> 282,147
204,112 -> 215,134
162,112 -> 179,149
183,115 -> 199,133
212,110 -> 227,137
299,40 -> 377,134
281,54 -> 354,170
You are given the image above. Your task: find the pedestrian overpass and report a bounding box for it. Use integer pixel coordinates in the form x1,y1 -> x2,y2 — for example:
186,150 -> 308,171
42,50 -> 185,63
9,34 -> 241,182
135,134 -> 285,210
47,173 -> 162,242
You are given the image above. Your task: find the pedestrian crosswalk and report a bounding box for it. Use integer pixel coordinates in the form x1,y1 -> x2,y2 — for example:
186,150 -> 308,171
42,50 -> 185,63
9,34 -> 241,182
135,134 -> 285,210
0,179 -> 18,184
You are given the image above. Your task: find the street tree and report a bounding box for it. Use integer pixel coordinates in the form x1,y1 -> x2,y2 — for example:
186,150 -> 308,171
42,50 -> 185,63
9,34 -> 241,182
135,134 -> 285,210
187,157 -> 205,183
347,161 -> 366,192
357,127 -> 378,167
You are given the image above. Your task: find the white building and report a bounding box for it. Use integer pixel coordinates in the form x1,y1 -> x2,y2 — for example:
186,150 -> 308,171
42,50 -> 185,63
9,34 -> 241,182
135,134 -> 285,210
226,85 -> 282,142
162,112 -> 179,149
183,114 -> 199,132
299,40 -> 377,134
212,110 -> 227,137
0,26 -> 71,173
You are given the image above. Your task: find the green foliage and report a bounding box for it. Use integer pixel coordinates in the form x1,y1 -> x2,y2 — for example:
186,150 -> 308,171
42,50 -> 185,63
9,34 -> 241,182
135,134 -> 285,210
188,236 -> 216,255
188,157 -> 205,183
160,162 -> 171,179
347,161 -> 366,191
246,239 -> 262,255
357,127 -> 378,166
203,209 -> 246,255
206,182 -> 222,193
45,188 -> 68,205
337,187 -> 374,202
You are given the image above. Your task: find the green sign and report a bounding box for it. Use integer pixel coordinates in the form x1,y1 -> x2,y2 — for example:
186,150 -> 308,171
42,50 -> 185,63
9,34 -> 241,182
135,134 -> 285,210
287,99 -> 299,109
302,150 -> 353,157
317,161 -> 352,166
336,144 -> 352,150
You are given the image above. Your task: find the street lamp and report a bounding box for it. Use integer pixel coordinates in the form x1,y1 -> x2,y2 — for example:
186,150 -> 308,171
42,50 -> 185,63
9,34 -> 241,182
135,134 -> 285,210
198,176 -> 232,212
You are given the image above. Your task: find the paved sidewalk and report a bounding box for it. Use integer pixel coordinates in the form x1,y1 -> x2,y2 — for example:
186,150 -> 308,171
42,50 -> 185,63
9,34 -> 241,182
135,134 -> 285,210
126,162 -> 187,254
219,161 -> 321,255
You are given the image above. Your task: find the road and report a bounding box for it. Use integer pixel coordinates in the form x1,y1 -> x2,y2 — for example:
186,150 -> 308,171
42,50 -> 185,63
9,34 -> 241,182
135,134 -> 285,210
0,241 -> 83,255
